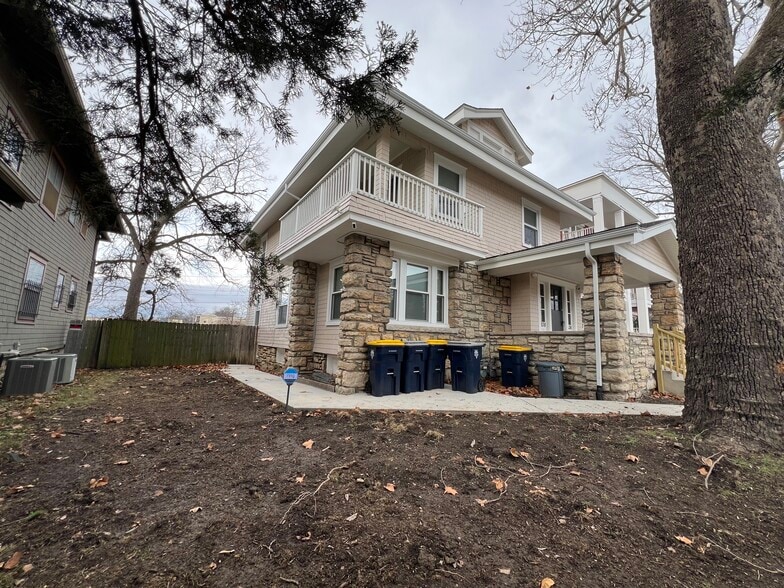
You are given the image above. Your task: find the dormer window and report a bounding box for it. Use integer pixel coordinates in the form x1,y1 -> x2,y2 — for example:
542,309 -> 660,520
466,121 -> 516,162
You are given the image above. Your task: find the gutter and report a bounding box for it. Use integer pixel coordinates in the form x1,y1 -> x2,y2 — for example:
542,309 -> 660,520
584,243 -> 603,400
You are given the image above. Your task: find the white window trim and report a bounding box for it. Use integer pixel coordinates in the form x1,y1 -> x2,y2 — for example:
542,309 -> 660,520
434,153 -> 467,197
522,200 -> 542,248
326,260 -> 344,325
388,256 -> 449,328
16,251 -> 47,324
275,280 -> 290,327
40,149 -> 65,220
465,121 -> 516,162
536,275 -> 578,332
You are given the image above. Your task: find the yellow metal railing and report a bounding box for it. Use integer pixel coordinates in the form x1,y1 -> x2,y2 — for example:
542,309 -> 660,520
653,324 -> 686,394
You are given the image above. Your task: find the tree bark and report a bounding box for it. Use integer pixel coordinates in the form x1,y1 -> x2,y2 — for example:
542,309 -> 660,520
650,0 -> 784,447
122,251 -> 151,320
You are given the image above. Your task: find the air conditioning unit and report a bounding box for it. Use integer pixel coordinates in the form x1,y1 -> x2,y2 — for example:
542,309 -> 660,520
1,357 -> 58,396
38,354 -> 78,384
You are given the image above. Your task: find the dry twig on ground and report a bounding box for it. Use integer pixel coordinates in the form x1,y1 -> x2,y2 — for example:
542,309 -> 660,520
279,461 -> 356,523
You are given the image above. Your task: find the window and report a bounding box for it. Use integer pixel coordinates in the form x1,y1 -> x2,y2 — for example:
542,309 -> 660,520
17,254 -> 46,322
253,306 -> 260,327
1,109 -> 26,172
537,277 -> 578,331
52,270 -> 66,309
539,282 -> 547,329
80,217 -> 90,238
565,290 -> 574,330
41,152 -> 65,217
389,258 -> 448,325
276,281 -> 290,326
66,278 -> 78,312
435,154 -> 466,219
466,122 -> 516,162
523,204 -> 540,247
68,189 -> 80,226
328,265 -> 344,322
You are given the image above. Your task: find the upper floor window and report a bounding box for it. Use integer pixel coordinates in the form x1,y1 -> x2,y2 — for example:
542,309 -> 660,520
41,152 -> 65,217
66,278 -> 78,312
523,203 -> 540,247
390,258 -> 448,325
276,281 -> 290,326
68,188 -> 80,226
328,265 -> 344,322
17,253 -> 46,322
1,108 -> 26,173
435,154 -> 465,196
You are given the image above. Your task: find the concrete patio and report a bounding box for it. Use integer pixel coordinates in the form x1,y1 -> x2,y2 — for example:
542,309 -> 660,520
225,365 -> 683,416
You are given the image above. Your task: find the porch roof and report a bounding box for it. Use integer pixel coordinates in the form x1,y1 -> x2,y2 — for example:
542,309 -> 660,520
476,220 -> 679,288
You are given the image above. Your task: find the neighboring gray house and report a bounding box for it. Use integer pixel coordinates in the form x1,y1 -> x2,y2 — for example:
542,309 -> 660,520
0,6 -> 121,356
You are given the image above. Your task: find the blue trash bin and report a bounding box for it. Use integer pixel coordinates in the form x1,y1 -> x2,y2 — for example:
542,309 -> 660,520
401,342 -> 428,393
425,339 -> 448,390
498,345 -> 533,387
367,340 -> 404,397
447,342 -> 485,393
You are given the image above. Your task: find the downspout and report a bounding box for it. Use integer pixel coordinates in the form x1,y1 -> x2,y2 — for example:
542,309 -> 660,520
584,243 -> 603,400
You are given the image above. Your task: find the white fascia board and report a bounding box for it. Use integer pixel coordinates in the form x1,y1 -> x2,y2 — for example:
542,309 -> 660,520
616,245 -> 680,283
393,90 -> 593,221
248,119 -> 344,235
561,172 -> 659,222
277,209 -> 488,263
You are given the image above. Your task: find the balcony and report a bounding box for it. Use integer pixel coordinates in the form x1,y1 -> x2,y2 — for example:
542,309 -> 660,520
560,225 -> 594,241
279,149 -> 484,244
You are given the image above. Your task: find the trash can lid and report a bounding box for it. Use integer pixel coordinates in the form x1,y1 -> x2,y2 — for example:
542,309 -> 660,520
426,339 -> 449,345
536,361 -> 565,370
367,339 -> 404,346
447,341 -> 485,346
404,341 -> 429,346
498,345 -> 533,352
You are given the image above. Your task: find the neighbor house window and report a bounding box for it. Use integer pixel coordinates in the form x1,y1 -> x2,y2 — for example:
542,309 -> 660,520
435,154 -> 466,219
17,254 -> 46,322
66,278 -> 78,312
389,258 -> 448,325
41,152 -> 65,217
52,270 -> 66,309
1,109 -> 26,172
329,265 -> 344,322
68,189 -> 80,226
523,203 -> 540,247
276,281 -> 290,326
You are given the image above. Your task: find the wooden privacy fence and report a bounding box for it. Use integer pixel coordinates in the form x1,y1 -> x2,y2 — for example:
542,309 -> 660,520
77,319 -> 257,369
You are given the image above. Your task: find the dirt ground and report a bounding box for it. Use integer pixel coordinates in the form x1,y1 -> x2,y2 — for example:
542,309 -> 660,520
0,367 -> 782,587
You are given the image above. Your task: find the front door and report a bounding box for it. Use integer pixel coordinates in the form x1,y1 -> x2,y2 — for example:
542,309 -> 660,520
550,285 -> 564,332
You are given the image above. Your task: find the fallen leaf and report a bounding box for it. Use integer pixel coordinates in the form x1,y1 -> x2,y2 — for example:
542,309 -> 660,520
579,445 -> 590,451
260,457 -> 274,462
104,416 -> 124,424
697,466 -> 709,476
82,418 -> 93,423
569,470 -> 582,477
50,430 -> 64,438
517,468 -> 531,476
89,476 -> 109,489
509,447 -> 531,459
208,562 -> 217,570
122,439 -> 135,447
346,513 -> 358,522
476,457 -> 487,465
470,439 -> 476,448
114,460 -> 129,465
499,568 -> 511,575
22,563 -> 33,574
492,478 -> 506,492
675,535 -> 694,545
191,411 -> 200,417
701,456 -> 714,467
475,498 -> 489,507
302,439 -> 314,449
625,454 -> 640,463
384,483 -> 396,493
2,551 -> 22,570
295,475 -> 305,484
207,443 -> 215,451
218,549 -> 235,555
443,486 -> 458,496
153,490 -> 164,497
541,578 -> 556,588
297,531 -> 312,541
189,506 -> 202,513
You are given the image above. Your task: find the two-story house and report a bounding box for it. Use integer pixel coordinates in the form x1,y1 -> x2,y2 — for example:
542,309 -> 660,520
248,90 -> 682,400
0,5 -> 121,357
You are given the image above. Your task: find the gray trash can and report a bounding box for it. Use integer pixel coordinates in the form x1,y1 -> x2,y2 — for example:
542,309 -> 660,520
537,361 -> 565,398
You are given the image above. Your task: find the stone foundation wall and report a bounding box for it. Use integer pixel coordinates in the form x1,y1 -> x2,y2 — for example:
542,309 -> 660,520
256,345 -> 284,374
628,334 -> 656,398
489,332 -> 588,398
312,352 -> 326,373
650,281 -> 685,331
449,263 -> 511,341
287,260 -> 318,374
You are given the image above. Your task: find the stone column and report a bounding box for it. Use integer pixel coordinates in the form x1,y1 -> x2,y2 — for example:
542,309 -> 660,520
583,253 -> 632,400
334,234 -> 392,394
287,260 -> 318,374
649,281 -> 685,331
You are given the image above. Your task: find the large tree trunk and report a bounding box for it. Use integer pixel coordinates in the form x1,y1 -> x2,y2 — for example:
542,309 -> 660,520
122,251 -> 151,320
650,1 -> 784,447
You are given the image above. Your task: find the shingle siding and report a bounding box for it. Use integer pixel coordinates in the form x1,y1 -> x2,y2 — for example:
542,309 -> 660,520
1,57 -> 100,353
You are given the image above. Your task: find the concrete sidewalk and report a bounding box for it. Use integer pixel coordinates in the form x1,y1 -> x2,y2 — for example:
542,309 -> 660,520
225,365 -> 683,416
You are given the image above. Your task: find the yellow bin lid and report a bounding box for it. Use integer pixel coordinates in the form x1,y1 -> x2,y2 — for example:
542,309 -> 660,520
498,345 -> 532,352
426,339 -> 449,345
367,339 -> 404,346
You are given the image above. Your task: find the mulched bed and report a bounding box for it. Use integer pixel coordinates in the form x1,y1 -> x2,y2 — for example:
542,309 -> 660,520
0,367 -> 782,587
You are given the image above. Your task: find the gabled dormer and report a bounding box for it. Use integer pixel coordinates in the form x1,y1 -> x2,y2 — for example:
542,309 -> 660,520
445,104 -> 534,166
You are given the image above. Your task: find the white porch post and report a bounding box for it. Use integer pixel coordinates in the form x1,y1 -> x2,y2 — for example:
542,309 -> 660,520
614,209 -> 626,228
636,287 -> 651,334
592,195 -> 606,232
625,290 -> 635,332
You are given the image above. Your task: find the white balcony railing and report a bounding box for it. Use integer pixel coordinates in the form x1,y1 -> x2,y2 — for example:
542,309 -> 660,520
279,149 -> 484,243
560,225 -> 595,241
